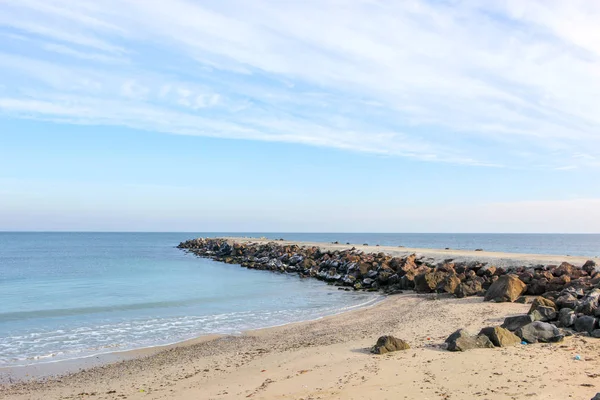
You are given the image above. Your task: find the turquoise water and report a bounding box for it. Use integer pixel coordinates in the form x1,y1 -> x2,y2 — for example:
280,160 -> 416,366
0,233 -> 380,367
1,232 -> 598,367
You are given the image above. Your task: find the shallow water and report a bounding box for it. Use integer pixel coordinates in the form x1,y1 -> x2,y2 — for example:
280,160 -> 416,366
0,233 -> 379,367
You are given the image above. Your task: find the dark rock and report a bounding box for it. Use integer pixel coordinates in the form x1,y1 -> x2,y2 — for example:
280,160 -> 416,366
515,296 -> 530,304
445,329 -> 495,351
484,275 -> 527,303
577,289 -> 600,315
558,308 -> 576,327
582,260 -> 599,276
556,293 -> 578,310
529,296 -> 557,312
591,330 -> 600,339
478,326 -> 521,347
371,336 -> 410,354
414,271 -> 447,293
553,262 -> 577,277
591,393 -> 600,400
438,274 -> 461,294
455,279 -> 483,298
574,316 -> 597,334
502,314 -> 534,331
516,322 -> 564,343
529,306 -> 557,322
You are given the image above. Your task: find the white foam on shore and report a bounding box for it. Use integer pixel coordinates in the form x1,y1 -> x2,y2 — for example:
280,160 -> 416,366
0,292 -> 383,369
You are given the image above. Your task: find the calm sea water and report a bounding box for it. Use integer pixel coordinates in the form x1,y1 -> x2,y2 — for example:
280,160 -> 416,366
0,232 -> 598,367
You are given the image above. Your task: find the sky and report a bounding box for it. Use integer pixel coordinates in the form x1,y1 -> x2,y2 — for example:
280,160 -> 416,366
1,0 -> 599,232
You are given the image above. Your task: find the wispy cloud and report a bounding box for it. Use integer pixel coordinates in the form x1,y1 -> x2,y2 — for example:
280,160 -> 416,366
0,0 -> 599,167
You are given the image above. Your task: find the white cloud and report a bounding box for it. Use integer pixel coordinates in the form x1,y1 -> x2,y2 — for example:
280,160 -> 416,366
0,0 -> 599,168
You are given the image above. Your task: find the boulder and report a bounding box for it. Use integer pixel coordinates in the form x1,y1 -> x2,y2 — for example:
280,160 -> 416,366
445,329 -> 495,352
556,293 -> 578,310
592,393 -> 600,400
414,270 -> 447,293
484,275 -> 527,303
529,297 -> 557,312
516,322 -> 564,343
529,306 -> 557,322
478,326 -> 521,347
553,262 -> 577,277
582,260 -> 599,276
574,316 -> 597,334
437,274 -> 461,294
558,308 -> 576,327
371,336 -> 410,354
455,279 -> 483,298
591,330 -> 600,339
501,314 -> 534,332
577,289 -> 600,315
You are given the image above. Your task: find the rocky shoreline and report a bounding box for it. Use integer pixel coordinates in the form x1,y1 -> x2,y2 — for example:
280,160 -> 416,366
178,237 -> 600,340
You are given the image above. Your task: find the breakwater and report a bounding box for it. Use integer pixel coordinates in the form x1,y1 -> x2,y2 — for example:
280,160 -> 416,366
177,238 -> 599,297
179,237 -> 600,336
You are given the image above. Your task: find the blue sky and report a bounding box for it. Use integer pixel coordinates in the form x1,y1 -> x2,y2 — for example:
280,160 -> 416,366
1,0 -> 599,232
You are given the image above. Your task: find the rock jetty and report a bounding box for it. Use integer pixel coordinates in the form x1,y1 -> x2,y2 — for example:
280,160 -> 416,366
177,238 -> 600,300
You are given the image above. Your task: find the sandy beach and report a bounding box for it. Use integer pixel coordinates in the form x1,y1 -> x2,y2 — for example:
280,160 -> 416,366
2,239 -> 600,400
2,293 -> 600,400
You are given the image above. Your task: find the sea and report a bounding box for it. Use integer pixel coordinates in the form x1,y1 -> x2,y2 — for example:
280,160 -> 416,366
1,232 -> 599,368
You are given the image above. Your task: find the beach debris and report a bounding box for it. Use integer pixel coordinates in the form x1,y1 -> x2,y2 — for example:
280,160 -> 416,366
478,326 -> 521,347
515,321 -> 564,344
575,354 -> 582,360
484,274 -> 527,303
371,335 -> 410,354
445,329 -> 494,352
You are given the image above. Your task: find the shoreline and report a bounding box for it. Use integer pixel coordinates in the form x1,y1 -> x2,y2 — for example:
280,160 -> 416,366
0,291 -> 385,383
4,293 -> 600,399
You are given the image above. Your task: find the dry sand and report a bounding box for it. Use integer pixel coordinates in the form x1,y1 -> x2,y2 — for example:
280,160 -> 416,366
2,294 -> 600,400
2,240 -> 600,400
224,237 -> 599,269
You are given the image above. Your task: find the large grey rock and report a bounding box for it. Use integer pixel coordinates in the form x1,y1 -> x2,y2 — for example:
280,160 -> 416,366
578,289 -> 600,315
558,308 -> 576,327
445,329 -> 495,352
371,335 -> 410,354
516,321 -> 564,343
556,293 -> 578,310
501,314 -> 534,331
478,326 -> 521,347
591,393 -> 600,400
529,306 -> 557,322
574,315 -> 597,334
484,275 -> 527,303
